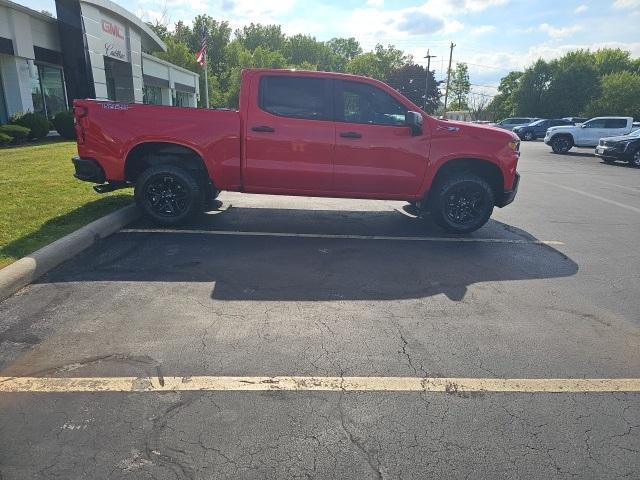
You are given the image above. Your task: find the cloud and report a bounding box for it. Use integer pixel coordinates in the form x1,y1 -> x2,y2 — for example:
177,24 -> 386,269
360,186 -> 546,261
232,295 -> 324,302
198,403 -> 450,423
539,23 -> 583,39
613,0 -> 640,9
366,0 -> 384,6
397,12 -> 445,35
471,25 -> 495,34
574,4 -> 588,13
423,0 -> 510,14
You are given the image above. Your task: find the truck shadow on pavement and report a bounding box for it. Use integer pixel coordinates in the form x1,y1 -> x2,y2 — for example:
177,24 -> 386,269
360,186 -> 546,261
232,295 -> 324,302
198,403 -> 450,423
38,206 -> 579,302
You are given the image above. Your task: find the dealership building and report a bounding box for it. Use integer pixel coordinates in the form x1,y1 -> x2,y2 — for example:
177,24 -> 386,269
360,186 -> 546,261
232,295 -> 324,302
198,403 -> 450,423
0,0 -> 199,124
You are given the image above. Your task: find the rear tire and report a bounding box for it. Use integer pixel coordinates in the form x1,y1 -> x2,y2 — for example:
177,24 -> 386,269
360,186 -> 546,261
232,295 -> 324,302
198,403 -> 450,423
428,172 -> 494,234
551,135 -> 573,154
135,165 -> 204,225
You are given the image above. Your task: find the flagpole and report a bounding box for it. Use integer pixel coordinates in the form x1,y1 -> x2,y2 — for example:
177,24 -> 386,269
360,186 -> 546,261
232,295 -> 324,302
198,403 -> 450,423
203,49 -> 209,109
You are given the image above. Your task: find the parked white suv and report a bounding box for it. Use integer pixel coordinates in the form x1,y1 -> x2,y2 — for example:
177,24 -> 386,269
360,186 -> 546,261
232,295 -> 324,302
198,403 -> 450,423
544,117 -> 634,154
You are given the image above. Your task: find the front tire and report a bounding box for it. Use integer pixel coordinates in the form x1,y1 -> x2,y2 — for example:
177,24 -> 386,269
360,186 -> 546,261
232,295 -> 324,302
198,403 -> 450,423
523,131 -> 534,141
429,172 -> 494,234
135,165 -> 204,225
551,135 -> 573,154
630,148 -> 640,168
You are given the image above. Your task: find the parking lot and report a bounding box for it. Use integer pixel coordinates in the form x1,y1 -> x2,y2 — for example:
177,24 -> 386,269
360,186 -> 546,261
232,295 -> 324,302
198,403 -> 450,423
0,140 -> 639,479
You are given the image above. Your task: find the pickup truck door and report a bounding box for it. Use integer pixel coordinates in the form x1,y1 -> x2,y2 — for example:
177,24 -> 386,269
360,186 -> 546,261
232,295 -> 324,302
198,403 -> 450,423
577,118 -> 609,146
332,79 -> 428,196
244,75 -> 334,191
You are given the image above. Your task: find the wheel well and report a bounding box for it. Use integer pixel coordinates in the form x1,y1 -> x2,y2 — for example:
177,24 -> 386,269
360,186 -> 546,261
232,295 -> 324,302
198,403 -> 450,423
125,142 -> 209,184
430,158 -> 504,201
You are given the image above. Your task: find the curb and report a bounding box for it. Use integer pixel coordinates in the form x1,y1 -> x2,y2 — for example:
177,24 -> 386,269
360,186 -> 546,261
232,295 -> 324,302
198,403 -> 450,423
0,204 -> 141,302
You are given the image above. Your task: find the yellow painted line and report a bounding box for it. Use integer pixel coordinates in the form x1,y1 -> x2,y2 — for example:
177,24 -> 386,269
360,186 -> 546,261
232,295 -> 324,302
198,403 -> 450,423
1,376 -> 638,393
120,229 -> 564,246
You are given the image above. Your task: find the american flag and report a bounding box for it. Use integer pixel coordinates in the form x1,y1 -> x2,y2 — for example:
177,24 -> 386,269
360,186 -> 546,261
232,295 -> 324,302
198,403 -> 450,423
196,27 -> 206,66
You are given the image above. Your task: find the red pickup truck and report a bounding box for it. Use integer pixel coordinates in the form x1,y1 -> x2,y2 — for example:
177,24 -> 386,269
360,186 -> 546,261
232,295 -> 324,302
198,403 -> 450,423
72,68 -> 520,233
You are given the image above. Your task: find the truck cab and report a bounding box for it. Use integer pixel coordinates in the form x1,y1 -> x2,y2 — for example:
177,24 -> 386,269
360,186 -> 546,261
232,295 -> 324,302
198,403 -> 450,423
544,117 -> 634,154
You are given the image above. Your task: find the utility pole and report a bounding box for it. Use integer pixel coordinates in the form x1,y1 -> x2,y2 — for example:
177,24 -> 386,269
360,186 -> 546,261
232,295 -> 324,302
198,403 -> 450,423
423,49 -> 436,112
443,42 -> 456,112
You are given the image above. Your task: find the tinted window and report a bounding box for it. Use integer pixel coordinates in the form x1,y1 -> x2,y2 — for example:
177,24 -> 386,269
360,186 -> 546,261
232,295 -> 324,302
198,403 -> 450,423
550,119 -> 570,126
336,80 -> 407,126
605,119 -> 627,128
529,120 -> 547,126
514,118 -> 530,124
259,76 -> 329,120
584,119 -> 607,128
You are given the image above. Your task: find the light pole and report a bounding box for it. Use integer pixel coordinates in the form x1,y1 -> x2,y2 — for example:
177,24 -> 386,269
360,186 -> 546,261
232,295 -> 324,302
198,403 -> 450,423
424,49 -> 436,112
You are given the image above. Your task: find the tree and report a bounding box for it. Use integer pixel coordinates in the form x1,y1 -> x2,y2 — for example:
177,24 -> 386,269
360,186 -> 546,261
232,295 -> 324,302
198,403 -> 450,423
487,71 -> 522,120
326,37 -> 362,70
234,23 -> 285,52
586,71 -> 640,119
386,64 -> 440,112
513,59 -> 553,117
593,48 -> 636,76
468,93 -> 491,121
346,52 -> 383,79
448,63 -> 470,111
544,51 -> 599,117
346,44 -> 407,81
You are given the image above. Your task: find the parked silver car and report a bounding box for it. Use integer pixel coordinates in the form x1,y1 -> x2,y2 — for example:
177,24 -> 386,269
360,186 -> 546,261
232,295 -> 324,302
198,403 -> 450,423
493,117 -> 538,131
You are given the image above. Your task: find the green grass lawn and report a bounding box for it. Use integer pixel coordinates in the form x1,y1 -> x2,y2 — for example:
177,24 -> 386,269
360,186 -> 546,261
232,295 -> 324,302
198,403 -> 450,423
0,139 -> 132,269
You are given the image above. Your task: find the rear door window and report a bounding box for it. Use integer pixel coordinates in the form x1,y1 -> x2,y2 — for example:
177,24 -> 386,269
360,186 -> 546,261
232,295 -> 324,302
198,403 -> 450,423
259,76 -> 331,121
604,119 -> 627,129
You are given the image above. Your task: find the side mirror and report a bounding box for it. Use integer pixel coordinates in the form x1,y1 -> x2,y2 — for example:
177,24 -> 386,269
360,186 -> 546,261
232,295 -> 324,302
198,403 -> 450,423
405,111 -> 423,136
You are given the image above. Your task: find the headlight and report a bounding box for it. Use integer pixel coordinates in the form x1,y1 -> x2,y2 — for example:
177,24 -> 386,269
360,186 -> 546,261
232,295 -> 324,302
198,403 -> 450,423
508,140 -> 520,152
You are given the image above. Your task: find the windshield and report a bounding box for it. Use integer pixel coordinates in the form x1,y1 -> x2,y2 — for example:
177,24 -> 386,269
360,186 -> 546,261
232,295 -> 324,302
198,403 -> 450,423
528,119 -> 546,126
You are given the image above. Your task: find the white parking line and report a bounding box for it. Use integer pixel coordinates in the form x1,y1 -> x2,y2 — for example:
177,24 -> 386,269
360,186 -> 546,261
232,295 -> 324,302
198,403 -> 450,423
1,376 -> 638,393
537,179 -> 640,214
119,229 -> 563,245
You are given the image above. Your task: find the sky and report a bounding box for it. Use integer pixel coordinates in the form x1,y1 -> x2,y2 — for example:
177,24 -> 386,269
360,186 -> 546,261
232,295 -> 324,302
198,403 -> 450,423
20,0 -> 640,97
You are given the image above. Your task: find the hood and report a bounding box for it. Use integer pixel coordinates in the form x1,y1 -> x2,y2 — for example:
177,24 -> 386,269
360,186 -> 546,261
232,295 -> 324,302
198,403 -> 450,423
435,119 -> 519,141
547,124 -> 578,132
601,133 -> 640,142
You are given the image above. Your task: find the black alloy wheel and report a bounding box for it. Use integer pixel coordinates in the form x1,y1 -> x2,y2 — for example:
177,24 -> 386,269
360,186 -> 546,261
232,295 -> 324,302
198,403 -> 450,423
135,164 -> 204,225
631,149 -> 640,168
523,131 -> 534,141
429,172 -> 494,234
551,136 -> 572,154
145,175 -> 190,217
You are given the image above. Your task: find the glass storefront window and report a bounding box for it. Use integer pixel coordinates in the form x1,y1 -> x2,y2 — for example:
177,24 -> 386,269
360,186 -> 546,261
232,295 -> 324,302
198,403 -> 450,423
0,68 -> 7,124
40,65 -> 67,117
30,64 -> 45,117
143,85 -> 162,105
174,91 -> 191,107
29,63 -> 67,120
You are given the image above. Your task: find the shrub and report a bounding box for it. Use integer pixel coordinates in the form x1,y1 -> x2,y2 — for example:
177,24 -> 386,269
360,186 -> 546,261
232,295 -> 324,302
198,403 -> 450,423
0,124 -> 31,143
53,110 -> 76,139
0,132 -> 12,145
11,111 -> 50,139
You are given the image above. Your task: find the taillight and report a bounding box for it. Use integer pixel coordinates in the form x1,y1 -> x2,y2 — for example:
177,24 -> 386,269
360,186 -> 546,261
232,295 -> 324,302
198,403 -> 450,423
73,106 -> 88,144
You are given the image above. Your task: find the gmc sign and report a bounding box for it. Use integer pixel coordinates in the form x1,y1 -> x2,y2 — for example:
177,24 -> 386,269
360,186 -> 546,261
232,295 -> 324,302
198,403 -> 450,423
101,20 -> 124,40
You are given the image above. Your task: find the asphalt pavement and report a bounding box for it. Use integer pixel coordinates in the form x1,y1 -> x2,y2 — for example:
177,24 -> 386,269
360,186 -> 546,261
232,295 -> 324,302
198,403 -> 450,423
1,141 -> 639,479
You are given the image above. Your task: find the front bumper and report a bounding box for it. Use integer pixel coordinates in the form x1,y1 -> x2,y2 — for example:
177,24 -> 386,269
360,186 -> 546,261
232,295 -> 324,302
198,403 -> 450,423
72,156 -> 105,184
594,145 -> 628,161
496,172 -> 520,208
